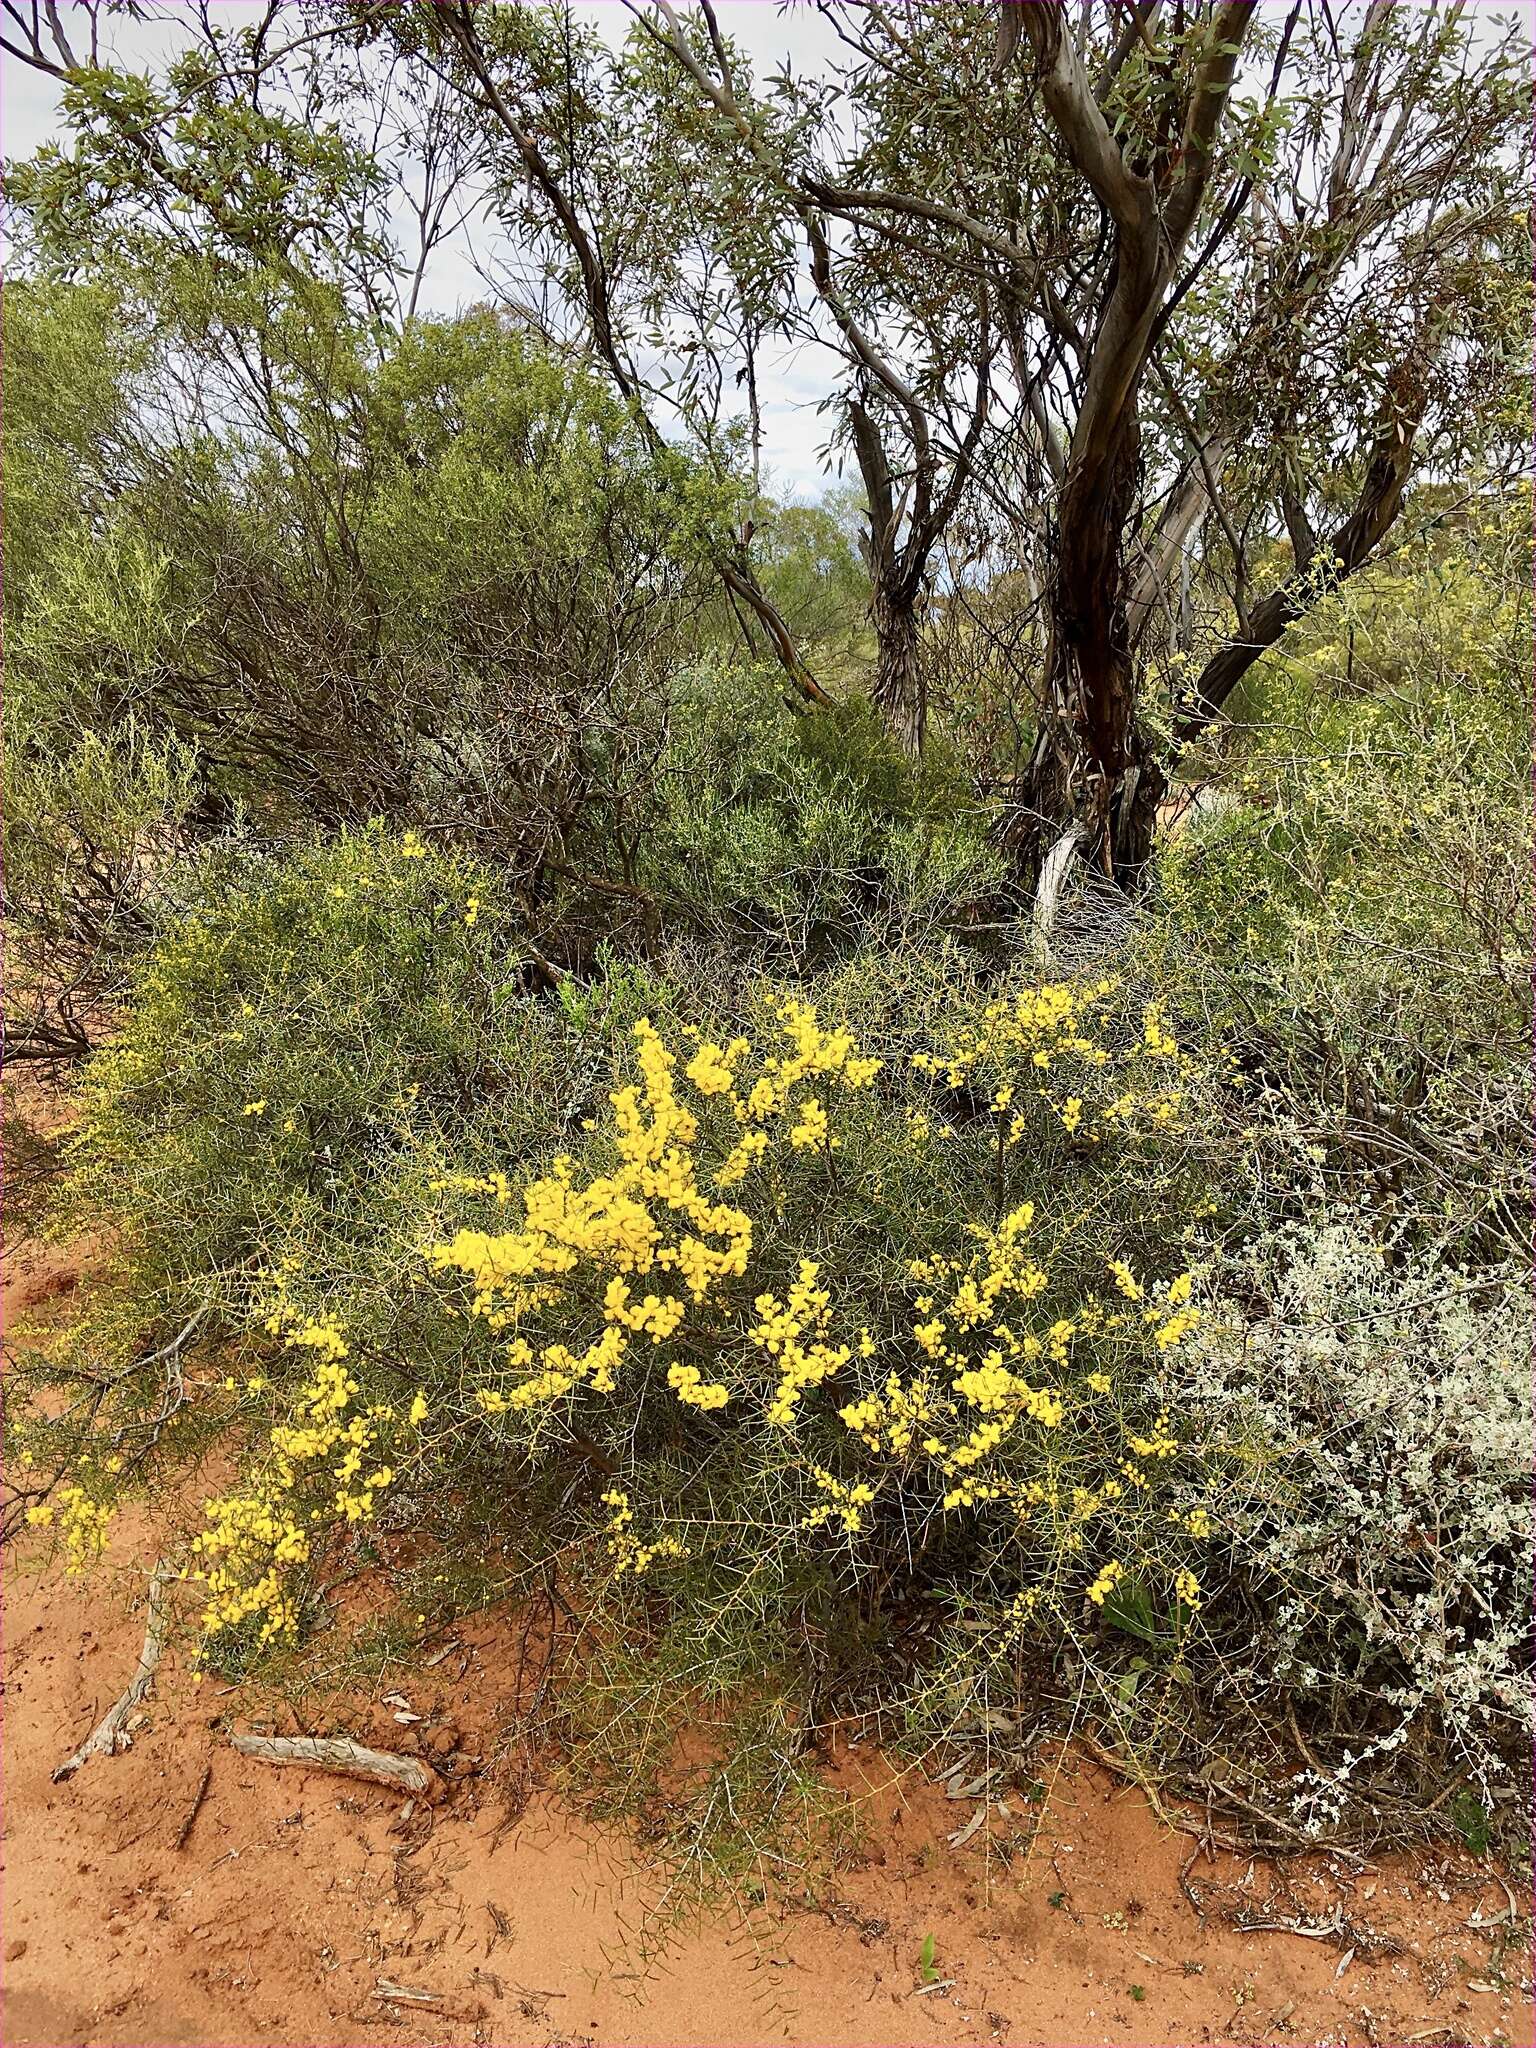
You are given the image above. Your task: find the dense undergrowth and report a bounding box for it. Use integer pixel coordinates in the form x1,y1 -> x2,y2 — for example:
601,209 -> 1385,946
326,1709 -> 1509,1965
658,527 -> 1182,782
4,257 -> 1531,1899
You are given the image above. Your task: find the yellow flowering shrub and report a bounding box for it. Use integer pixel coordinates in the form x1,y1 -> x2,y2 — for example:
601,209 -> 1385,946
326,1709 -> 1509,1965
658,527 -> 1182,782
909,977 -> 1191,1149
25,1478 -> 113,1574
23,851 -> 1225,1726
186,1311 -> 425,1650
424,1002 -> 875,1440
411,987 -> 1217,1649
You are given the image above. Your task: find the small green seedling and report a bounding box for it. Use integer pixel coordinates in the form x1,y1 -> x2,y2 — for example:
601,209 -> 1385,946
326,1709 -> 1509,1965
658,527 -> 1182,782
1129,1984 -> 1147,2003
918,1933 -> 939,1984
1047,1890 -> 1066,1909
1450,1791 -> 1491,1856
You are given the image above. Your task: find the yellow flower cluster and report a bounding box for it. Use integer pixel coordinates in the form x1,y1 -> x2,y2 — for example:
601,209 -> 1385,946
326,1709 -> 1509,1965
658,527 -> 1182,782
910,977 -> 1188,1144
848,1205 -> 1069,1491
913,981 -> 1111,1091
1153,1307 -> 1200,1350
190,1314 -> 417,1645
426,1004 -> 881,1427
685,1036 -> 749,1096
193,1485 -> 311,1642
803,1466 -> 877,1534
1087,1558 -> 1125,1607
600,1488 -> 690,1575
752,1261 -> 852,1426
839,1372 -> 942,1455
1125,1416 -> 1179,1460
667,1360 -> 729,1410
416,990 -> 1213,1632
827,1220 -> 1212,1604
26,1481 -> 113,1573
1108,1259 -> 1142,1300
428,1021 -> 752,1418
788,1097 -> 833,1150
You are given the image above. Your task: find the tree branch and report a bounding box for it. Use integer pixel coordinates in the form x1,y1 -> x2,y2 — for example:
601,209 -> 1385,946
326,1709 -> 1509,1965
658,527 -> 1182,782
1175,361 -> 1430,748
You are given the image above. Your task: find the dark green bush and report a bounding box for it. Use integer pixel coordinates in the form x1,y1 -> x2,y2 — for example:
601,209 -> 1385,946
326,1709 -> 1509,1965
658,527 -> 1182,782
643,670 -> 1006,963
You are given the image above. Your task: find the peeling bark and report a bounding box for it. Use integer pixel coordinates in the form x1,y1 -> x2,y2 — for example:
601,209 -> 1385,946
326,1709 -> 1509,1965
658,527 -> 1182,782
230,1733 -> 444,1801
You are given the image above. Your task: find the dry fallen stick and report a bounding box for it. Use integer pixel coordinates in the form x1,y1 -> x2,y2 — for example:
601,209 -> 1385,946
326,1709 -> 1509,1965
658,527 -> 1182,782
375,1980 -> 442,2005
230,1732 -> 442,1801
173,1760 -> 213,1850
53,1560 -> 173,1783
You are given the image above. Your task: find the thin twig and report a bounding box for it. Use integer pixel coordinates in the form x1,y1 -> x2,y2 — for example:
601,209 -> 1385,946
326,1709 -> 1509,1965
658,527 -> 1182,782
173,1760 -> 213,1850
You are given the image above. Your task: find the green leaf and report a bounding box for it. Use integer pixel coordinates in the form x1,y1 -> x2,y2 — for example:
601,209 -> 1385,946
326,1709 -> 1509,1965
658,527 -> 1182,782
1450,1791 -> 1491,1857
1101,1577 -> 1158,1643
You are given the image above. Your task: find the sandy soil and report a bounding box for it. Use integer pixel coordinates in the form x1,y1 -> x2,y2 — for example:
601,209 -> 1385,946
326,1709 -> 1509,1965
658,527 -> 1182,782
4,1239 -> 1531,2048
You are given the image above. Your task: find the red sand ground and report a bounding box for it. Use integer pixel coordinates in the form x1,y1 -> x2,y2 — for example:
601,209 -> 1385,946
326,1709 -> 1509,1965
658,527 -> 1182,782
4,1239 -> 1531,2048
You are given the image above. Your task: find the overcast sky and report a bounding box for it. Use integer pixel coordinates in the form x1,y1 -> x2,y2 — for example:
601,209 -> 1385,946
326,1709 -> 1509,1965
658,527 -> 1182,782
0,1 -> 854,499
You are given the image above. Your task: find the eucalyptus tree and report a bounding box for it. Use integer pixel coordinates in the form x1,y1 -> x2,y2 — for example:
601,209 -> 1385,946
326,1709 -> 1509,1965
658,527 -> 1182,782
789,0 -> 1530,876
493,0 -> 1524,875
342,2 -> 996,749
3,1 -> 487,327
626,2 -> 1002,753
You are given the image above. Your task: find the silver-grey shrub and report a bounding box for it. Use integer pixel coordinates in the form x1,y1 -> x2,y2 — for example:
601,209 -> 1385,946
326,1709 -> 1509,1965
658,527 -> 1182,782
1167,1218 -> 1532,1816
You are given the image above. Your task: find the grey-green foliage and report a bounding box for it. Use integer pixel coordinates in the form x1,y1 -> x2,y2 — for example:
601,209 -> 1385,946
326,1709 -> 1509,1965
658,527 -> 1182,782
1167,1218 -> 1532,1812
2,701 -> 204,1061
1,284 -> 203,1055
1,279 -> 139,610
5,268 -> 710,846
748,488 -> 872,671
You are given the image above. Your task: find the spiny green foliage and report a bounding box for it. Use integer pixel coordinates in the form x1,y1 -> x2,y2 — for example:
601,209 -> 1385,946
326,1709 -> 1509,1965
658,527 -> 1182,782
25,838 -> 1247,1847
1144,502 -> 1531,1256
643,680 -> 1004,960
59,831 -> 536,1281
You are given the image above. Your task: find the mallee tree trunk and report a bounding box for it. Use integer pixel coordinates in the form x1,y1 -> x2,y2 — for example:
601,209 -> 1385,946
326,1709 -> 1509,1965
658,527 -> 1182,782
1021,405 -> 1166,886
870,576 -> 925,757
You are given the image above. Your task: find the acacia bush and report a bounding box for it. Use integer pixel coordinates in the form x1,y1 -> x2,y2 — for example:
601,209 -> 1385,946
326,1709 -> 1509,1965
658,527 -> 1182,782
13,831 -> 1245,1785
1141,506 -> 1532,1260
10,511 -> 1531,1868
13,770 -> 1529,1854
6,829 -> 554,1538
2,712 -> 204,1064
2,277 -> 727,962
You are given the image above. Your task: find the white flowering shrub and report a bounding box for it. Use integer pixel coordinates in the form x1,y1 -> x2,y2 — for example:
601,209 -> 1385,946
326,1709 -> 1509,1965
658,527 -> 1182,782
1166,1219 -> 1532,1812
